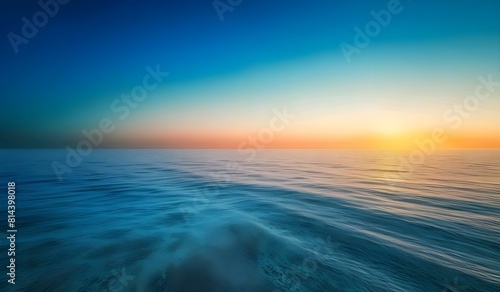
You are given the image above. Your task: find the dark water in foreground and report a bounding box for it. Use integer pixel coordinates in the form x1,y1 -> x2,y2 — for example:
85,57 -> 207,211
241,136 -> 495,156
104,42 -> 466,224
0,150 -> 499,291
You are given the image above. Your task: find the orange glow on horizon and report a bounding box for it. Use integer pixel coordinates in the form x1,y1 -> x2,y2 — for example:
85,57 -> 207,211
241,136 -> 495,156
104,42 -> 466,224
101,128 -> 500,149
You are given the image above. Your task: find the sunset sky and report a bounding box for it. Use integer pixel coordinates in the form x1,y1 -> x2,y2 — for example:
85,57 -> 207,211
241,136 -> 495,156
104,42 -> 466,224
1,0 -> 499,149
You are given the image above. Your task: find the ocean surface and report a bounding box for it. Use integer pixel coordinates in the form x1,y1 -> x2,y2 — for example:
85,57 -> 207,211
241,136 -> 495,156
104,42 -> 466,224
0,149 -> 499,291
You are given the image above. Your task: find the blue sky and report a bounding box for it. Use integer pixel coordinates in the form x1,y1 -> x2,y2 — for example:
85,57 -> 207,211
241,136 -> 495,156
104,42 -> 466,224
0,0 -> 499,147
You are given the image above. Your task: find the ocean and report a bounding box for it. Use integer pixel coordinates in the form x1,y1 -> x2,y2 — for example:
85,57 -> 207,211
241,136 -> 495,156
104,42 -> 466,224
0,149 -> 499,291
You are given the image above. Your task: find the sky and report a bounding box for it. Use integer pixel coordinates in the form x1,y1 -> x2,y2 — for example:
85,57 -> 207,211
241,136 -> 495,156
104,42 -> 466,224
0,0 -> 499,148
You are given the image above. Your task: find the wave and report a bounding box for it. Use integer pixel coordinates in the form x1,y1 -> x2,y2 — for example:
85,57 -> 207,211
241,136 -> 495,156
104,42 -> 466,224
0,149 -> 499,291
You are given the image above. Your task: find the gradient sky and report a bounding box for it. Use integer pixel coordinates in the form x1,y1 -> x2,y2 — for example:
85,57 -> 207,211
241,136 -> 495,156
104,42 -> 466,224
1,0 -> 499,148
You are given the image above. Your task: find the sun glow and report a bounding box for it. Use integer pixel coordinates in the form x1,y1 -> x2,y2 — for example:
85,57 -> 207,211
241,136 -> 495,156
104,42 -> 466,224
376,120 -> 405,136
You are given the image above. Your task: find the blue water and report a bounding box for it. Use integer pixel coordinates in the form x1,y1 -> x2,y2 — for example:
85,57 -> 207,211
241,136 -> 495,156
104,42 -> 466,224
0,150 -> 499,291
